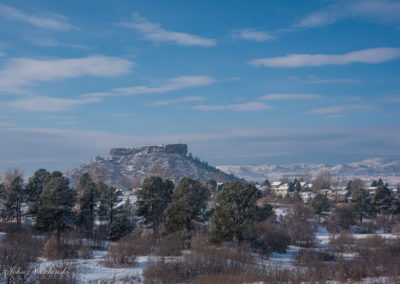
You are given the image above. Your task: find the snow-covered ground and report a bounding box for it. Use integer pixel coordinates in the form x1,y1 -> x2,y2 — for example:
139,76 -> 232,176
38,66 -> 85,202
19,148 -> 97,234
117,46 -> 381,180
37,251 -> 150,283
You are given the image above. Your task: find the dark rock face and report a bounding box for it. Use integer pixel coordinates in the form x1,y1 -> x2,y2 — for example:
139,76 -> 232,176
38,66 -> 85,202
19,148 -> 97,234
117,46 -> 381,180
66,144 -> 238,189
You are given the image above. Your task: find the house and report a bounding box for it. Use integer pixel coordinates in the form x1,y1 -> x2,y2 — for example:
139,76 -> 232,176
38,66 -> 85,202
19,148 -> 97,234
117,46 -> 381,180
271,181 -> 282,189
319,188 -> 331,196
300,191 -> 316,202
274,183 -> 289,197
329,190 -> 350,202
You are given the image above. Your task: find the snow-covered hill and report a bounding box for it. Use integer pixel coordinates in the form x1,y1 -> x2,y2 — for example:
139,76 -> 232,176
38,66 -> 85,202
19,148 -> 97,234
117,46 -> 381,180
217,158 -> 400,184
66,144 -> 239,189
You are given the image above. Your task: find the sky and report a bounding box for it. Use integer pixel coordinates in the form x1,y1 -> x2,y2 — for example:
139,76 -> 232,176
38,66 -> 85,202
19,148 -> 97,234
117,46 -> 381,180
0,0 -> 400,175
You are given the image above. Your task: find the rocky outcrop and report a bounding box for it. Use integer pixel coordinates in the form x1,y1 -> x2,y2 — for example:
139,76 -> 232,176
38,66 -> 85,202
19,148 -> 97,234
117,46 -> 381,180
66,144 -> 239,189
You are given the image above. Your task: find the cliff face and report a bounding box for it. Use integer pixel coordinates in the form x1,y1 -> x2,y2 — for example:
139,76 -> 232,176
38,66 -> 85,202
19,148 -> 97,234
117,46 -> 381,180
66,144 -> 239,189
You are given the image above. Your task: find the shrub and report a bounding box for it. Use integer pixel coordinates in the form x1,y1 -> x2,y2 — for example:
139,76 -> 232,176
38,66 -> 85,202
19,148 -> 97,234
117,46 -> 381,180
153,232 -> 185,256
104,235 -> 138,267
43,236 -> 84,260
328,230 -> 355,252
392,224 -> 400,235
251,222 -> 290,255
0,231 -> 42,283
295,249 -> 336,264
144,245 -> 253,283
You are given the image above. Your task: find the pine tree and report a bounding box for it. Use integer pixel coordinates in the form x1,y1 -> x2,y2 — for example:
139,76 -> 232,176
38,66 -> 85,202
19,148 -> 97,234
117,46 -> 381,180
351,188 -> 374,223
261,179 -> 271,187
136,176 -> 174,230
2,169 -> 24,224
108,215 -> 133,241
25,169 -> 50,216
36,171 -> 76,240
76,173 -> 98,236
164,178 -> 209,239
311,193 -> 330,222
372,184 -> 393,214
295,180 -> 302,192
98,182 -> 122,226
210,182 -> 267,243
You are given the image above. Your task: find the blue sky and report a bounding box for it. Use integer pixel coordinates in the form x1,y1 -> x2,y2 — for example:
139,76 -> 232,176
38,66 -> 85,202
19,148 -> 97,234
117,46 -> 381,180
0,0 -> 400,175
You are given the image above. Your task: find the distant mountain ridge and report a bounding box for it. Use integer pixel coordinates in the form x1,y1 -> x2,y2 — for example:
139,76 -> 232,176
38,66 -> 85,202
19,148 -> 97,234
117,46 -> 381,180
217,158 -> 400,184
66,144 -> 239,189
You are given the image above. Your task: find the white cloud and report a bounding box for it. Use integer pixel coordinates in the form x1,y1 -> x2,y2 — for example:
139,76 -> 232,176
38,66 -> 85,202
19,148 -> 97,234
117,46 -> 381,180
84,76 -> 215,98
307,104 -> 376,115
26,37 -> 90,49
192,102 -> 272,111
260,93 -> 321,100
117,13 -> 216,47
248,47 -> 400,67
0,4 -> 76,31
297,0 -> 400,28
0,56 -> 134,94
2,96 -> 101,112
149,96 -> 203,106
306,79 -> 360,84
230,29 -> 274,42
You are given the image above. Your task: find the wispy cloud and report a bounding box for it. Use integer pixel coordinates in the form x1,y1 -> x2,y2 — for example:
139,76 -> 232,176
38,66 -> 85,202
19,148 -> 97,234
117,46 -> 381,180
230,28 -> 274,42
192,102 -> 272,111
0,4 -> 76,31
110,113 -> 134,118
307,104 -> 376,115
117,13 -> 216,47
149,96 -> 203,106
0,56 -> 134,94
297,0 -> 400,28
84,76 -> 215,98
26,37 -> 90,49
0,121 -> 11,127
306,79 -> 360,84
383,95 -> 400,103
259,93 -> 321,100
248,47 -> 400,67
2,96 -> 101,112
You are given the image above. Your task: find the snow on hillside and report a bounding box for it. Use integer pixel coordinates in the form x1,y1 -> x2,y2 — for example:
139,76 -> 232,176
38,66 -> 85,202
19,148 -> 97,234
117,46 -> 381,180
217,157 -> 400,184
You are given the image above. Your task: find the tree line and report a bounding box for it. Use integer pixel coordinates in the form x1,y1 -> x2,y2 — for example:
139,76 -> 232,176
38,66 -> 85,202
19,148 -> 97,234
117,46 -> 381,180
0,168 -> 274,251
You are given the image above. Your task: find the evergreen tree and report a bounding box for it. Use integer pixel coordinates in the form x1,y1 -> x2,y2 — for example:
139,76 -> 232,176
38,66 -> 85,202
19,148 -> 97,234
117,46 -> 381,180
25,169 -> 50,216
377,178 -> 384,187
108,215 -> 133,241
164,178 -> 209,239
372,184 -> 393,214
76,173 -> 98,236
311,193 -> 330,222
295,180 -> 302,192
2,169 -> 24,224
136,176 -> 174,229
351,188 -> 374,223
261,179 -> 271,188
98,182 -> 121,226
36,171 -> 76,240
346,181 -> 353,191
210,182 -> 269,243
